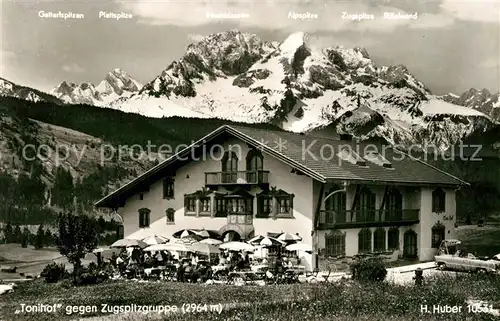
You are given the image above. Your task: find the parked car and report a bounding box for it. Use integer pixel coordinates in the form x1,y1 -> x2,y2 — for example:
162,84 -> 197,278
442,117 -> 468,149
434,239 -> 500,274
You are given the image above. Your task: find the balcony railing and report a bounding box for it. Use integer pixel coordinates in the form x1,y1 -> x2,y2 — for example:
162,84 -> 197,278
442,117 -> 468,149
317,209 -> 420,229
205,170 -> 269,185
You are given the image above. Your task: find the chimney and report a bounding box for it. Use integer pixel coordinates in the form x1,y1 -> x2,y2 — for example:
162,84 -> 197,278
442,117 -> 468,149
340,134 -> 352,141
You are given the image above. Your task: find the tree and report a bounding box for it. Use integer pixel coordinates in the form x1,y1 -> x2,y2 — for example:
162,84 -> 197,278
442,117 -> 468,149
21,227 -> 30,248
57,213 -> 98,282
13,225 -> 22,243
44,230 -> 54,246
97,216 -> 106,234
4,222 -> 13,243
35,224 -> 45,249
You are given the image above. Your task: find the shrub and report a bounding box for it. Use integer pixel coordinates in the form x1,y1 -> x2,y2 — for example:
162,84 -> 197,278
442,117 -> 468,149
40,263 -> 67,283
349,256 -> 387,282
73,264 -> 110,286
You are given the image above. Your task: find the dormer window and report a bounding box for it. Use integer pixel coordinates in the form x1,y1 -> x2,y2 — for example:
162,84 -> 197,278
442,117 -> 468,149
364,151 -> 392,169
184,195 -> 197,215
225,189 -> 253,215
257,190 -> 272,218
274,189 -> 294,218
432,188 -> 446,213
337,148 -> 366,166
199,197 -> 211,216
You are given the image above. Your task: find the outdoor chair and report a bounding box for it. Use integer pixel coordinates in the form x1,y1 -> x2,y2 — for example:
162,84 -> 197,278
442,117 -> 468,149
305,268 -> 319,278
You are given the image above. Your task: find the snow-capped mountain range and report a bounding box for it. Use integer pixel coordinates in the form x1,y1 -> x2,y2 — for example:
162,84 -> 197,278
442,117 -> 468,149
0,77 -> 62,104
440,88 -> 500,122
50,68 -> 142,106
1,30 -> 498,150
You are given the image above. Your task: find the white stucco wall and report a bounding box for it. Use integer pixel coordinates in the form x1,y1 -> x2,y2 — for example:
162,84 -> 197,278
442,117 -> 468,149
118,137 -> 315,250
418,187 -> 457,261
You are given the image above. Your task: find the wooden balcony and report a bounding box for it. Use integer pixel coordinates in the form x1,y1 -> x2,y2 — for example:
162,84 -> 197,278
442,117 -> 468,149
317,209 -> 419,229
205,170 -> 269,187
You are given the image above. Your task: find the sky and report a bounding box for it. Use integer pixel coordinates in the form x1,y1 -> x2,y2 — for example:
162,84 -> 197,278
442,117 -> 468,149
1,0 -> 499,95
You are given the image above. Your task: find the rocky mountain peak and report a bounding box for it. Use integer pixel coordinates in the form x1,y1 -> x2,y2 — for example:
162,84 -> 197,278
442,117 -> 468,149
51,69 -> 141,105
441,87 -> 500,121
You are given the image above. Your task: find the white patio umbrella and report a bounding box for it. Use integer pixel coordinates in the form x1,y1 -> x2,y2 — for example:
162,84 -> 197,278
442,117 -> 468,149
110,238 -> 148,248
285,243 -> 312,252
142,235 -> 169,245
277,232 -> 302,242
219,241 -> 255,252
147,242 -> 193,252
173,236 -> 199,245
191,243 -> 221,255
247,235 -> 267,245
259,237 -> 285,247
92,247 -> 109,253
144,243 -> 173,252
200,238 -> 223,245
172,229 -> 198,238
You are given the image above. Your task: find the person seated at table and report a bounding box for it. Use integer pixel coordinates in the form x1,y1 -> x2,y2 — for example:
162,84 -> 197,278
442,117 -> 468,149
176,261 -> 186,282
144,252 -> 153,268
243,252 -> 250,268
262,257 -> 268,264
274,254 -> 283,275
185,262 -> 196,282
219,254 -> 227,265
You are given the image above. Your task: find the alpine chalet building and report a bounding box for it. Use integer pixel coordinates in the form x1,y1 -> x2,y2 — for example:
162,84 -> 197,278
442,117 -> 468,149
95,125 -> 467,270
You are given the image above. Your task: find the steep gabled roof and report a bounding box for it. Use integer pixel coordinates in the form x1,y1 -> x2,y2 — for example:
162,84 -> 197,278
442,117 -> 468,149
95,124 -> 467,208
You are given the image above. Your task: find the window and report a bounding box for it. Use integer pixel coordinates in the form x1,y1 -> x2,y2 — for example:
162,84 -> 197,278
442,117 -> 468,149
116,225 -> 124,240
246,149 -> 263,182
257,192 -> 272,218
278,198 -> 291,214
199,198 -> 211,216
163,177 -> 174,199
374,228 -> 386,252
215,198 -> 227,217
166,208 -> 175,225
184,196 -> 196,215
385,188 -> 403,220
325,230 -> 346,257
325,187 -> 346,223
431,223 -> 445,248
432,188 -> 446,213
138,208 -> 150,228
222,151 -> 238,183
227,198 -> 252,214
354,186 -> 376,222
388,228 -> 400,250
358,228 -> 372,253
275,190 -> 294,218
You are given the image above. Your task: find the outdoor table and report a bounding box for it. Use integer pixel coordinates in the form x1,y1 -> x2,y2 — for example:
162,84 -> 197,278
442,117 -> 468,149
287,266 -> 306,274
250,264 -> 269,272
144,266 -> 166,278
227,270 -> 265,284
212,264 -> 230,273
